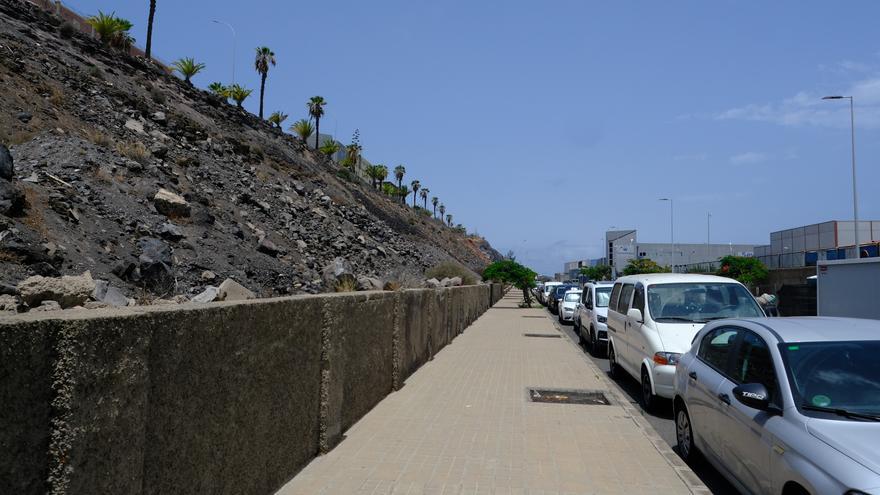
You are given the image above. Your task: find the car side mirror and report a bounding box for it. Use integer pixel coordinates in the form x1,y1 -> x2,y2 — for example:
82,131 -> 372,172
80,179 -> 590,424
626,308 -> 643,323
733,383 -> 770,411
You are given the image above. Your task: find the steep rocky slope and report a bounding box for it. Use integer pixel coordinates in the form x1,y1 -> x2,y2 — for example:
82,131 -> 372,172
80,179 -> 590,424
0,0 -> 500,304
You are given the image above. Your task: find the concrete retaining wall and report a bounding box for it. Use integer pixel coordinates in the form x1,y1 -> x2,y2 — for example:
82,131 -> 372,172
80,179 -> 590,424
0,284 -> 503,495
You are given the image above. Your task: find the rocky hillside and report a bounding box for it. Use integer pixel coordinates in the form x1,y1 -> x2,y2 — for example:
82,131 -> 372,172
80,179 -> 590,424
0,0 -> 500,308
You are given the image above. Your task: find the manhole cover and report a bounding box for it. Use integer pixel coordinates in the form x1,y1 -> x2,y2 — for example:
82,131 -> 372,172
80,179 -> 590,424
523,333 -> 561,338
528,388 -> 611,405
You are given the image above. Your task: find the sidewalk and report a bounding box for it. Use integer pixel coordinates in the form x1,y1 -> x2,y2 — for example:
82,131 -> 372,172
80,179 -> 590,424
276,292 -> 705,494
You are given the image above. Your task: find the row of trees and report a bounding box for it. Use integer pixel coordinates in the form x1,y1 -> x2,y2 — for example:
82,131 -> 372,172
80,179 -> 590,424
579,255 -> 768,285
84,7 -> 463,233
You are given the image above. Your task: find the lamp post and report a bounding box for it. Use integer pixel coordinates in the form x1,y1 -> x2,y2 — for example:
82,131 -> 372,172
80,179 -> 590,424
822,95 -> 860,256
707,212 -> 711,262
212,19 -> 236,85
659,198 -> 674,272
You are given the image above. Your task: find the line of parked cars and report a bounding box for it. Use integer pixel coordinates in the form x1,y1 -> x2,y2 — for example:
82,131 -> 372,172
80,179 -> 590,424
533,274 -> 880,495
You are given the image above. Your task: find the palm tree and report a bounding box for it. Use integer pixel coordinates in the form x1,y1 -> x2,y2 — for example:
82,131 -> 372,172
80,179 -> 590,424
376,165 -> 388,188
398,185 -> 410,204
319,138 -> 341,157
208,82 -> 228,98
86,11 -> 134,50
307,96 -> 326,150
145,0 -> 156,59
439,203 -> 446,221
172,57 -> 206,85
446,214 -> 453,227
267,111 -> 288,129
365,165 -> 378,189
410,180 -> 420,208
420,188 -> 429,209
382,183 -> 396,197
431,196 -> 439,218
253,46 -> 276,119
227,84 -> 252,108
393,165 -> 405,201
290,119 -> 314,141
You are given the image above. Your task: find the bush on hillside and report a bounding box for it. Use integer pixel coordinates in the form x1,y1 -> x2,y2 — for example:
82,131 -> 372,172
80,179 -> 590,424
425,261 -> 479,285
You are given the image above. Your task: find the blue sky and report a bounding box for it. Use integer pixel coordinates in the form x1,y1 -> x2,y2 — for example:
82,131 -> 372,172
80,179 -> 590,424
70,0 -> 880,275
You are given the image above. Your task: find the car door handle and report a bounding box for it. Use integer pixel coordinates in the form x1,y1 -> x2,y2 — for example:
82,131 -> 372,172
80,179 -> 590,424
718,393 -> 731,405
688,371 -> 697,381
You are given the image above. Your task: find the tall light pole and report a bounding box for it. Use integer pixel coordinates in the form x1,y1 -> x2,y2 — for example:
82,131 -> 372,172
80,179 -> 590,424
659,198 -> 674,272
707,212 -> 711,261
212,19 -> 236,85
822,95 -> 860,256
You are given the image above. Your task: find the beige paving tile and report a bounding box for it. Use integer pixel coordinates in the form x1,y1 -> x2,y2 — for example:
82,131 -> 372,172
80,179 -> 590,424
276,294 -> 696,495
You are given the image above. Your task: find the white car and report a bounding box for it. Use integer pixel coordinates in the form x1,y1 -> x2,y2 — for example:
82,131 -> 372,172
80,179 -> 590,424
540,281 -> 562,305
606,273 -> 764,411
575,282 -> 613,356
557,289 -> 581,324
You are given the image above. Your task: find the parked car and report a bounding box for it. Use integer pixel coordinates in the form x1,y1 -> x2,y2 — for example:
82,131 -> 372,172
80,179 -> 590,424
575,282 -> 613,356
540,281 -> 562,305
606,274 -> 764,410
558,289 -> 582,324
674,317 -> 880,495
549,284 -> 577,315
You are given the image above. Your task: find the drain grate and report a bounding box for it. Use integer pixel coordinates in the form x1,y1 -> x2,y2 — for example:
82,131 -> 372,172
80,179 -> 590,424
528,388 -> 611,405
521,315 -> 546,318
523,333 -> 561,338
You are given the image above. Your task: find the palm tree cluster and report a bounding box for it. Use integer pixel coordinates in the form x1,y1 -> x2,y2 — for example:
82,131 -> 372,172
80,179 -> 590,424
86,11 -> 134,51
104,3 -> 464,233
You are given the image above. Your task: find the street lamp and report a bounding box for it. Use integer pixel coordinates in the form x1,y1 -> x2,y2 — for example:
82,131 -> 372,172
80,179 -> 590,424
706,212 -> 711,261
212,19 -> 236,85
822,95 -> 860,256
659,198 -> 674,272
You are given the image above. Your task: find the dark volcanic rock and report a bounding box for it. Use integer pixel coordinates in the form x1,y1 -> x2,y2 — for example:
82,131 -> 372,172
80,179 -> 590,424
138,237 -> 174,292
0,144 -> 13,180
0,180 -> 26,216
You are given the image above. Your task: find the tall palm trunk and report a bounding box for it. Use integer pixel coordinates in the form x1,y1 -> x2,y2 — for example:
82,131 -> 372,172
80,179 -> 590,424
413,192 -> 417,208
314,116 -> 320,150
433,205 -> 436,218
259,73 -> 266,119
423,196 -> 428,209
145,0 -> 156,59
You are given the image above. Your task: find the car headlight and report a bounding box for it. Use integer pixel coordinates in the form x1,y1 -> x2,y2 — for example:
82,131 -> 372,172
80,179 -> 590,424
653,352 -> 682,366
597,315 -> 607,323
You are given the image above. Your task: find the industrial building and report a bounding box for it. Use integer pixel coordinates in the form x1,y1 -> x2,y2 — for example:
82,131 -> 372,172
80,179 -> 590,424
754,221 -> 880,269
604,230 -> 754,277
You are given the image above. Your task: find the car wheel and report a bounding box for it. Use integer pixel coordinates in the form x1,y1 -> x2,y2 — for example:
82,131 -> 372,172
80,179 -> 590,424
608,345 -> 620,379
675,404 -> 697,462
576,321 -> 585,347
641,367 -> 657,412
588,327 -> 598,357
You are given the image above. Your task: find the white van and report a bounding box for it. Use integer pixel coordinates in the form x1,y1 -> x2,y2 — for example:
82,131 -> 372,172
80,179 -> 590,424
606,273 -> 764,410
540,282 -> 562,305
575,282 -> 614,356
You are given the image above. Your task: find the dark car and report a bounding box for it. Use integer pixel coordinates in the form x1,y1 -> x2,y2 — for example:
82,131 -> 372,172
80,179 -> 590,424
549,284 -> 577,314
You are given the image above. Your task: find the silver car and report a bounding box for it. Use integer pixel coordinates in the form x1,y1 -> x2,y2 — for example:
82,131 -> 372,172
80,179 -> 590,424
673,317 -> 880,495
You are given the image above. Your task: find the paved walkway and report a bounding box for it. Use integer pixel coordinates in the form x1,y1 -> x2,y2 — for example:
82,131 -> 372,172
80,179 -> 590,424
276,292 -> 705,494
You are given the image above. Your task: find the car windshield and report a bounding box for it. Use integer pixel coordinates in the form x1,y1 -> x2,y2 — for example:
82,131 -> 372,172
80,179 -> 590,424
555,286 -> 574,297
646,282 -> 763,322
564,292 -> 580,302
783,341 -> 880,417
595,287 -> 612,307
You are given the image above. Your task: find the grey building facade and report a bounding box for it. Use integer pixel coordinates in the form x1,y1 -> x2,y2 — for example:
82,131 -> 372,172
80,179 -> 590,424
754,220 -> 880,269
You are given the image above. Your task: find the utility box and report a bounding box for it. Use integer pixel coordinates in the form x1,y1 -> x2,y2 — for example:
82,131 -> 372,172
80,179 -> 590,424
817,258 -> 880,319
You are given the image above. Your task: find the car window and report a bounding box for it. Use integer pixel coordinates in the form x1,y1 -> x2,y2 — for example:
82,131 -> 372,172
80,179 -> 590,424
698,327 -> 740,376
632,284 -> 645,314
564,292 -> 581,302
581,290 -> 588,305
733,331 -> 780,405
609,283 -> 622,313
647,282 -> 763,323
619,284 -> 634,314
595,287 -> 612,307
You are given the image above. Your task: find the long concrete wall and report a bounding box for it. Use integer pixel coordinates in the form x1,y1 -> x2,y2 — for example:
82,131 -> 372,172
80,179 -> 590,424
0,284 -> 503,495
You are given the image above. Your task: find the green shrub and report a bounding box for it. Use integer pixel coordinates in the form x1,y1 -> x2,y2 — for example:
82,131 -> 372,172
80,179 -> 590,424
425,261 -> 479,285
716,256 -> 768,286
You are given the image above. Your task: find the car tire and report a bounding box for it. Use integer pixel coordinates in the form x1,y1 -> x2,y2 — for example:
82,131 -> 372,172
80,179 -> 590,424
576,321 -> 585,346
675,403 -> 698,463
641,367 -> 657,413
588,327 -> 599,357
608,344 -> 620,380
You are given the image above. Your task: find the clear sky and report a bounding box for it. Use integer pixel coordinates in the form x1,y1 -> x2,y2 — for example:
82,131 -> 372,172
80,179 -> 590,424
68,0 -> 880,275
